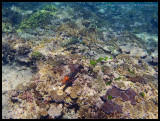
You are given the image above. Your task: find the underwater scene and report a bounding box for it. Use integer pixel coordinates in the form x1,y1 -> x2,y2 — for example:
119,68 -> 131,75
2,2 -> 158,119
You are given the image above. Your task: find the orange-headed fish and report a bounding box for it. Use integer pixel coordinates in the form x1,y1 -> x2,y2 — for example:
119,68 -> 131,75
61,65 -> 84,85
62,76 -> 70,84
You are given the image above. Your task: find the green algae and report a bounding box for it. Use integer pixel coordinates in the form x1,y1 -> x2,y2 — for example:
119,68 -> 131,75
140,92 -> 145,97
128,68 -> 135,74
108,46 -> 115,53
104,56 -> 108,61
31,50 -> 44,61
108,95 -> 113,100
20,10 -> 55,29
114,77 -> 121,80
106,80 -> 112,85
90,60 -> 97,66
42,5 -> 58,12
82,49 -> 85,53
96,57 -> 104,62
130,83 -> 133,85
101,66 -> 105,72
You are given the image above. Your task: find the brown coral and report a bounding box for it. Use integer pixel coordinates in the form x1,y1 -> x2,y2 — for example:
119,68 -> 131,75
116,54 -> 133,64
38,109 -> 48,117
129,76 -> 147,84
103,66 -> 113,75
49,90 -> 67,103
18,91 -> 33,102
115,63 -> 133,76
69,86 -> 82,99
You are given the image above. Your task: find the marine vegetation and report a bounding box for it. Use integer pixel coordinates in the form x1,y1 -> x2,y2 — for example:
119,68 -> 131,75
90,60 -> 97,66
96,57 -> 104,63
19,9 -> 55,29
108,95 -> 113,100
2,41 -> 16,64
104,56 -> 108,61
139,92 -> 145,97
42,4 -> 58,12
30,50 -> 44,61
105,79 -> 112,85
128,68 -> 135,74
114,77 -> 121,80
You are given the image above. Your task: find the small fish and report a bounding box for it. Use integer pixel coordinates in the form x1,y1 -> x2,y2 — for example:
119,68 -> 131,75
62,76 -> 71,84
61,65 -> 84,85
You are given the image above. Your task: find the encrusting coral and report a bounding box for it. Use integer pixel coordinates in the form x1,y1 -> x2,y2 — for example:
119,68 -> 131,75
101,86 -> 137,105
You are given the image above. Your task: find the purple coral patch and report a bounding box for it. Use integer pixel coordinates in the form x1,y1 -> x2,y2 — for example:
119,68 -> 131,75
101,86 -> 137,114
102,86 -> 137,105
120,92 -> 130,101
107,86 -> 121,98
101,100 -> 122,114
125,88 -> 136,105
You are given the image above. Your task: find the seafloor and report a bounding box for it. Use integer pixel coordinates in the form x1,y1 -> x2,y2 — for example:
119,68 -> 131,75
2,2 -> 158,119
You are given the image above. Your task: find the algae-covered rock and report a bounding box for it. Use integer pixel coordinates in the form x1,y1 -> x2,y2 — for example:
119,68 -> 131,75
20,10 -> 54,29
2,22 -> 14,33
16,44 -> 31,56
42,5 -> 58,12
116,54 -> 133,64
2,41 -> 16,64
115,63 -> 134,76
30,50 -> 45,61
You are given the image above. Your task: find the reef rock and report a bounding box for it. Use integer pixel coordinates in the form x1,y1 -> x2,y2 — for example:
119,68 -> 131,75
119,44 -> 132,54
15,55 -> 31,65
48,104 -> 63,118
102,46 -> 112,53
88,50 -> 97,56
130,47 -> 147,58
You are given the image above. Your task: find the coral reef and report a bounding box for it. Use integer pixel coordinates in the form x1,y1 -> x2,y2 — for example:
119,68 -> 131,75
30,50 -> 45,61
2,40 -> 16,64
2,22 -> 14,33
2,2 -> 158,119
101,99 -> 122,114
128,76 -> 147,85
101,86 -> 137,105
48,104 -> 63,118
19,9 -> 55,29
